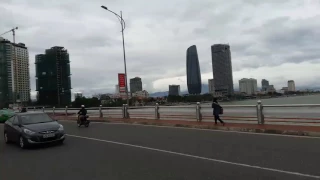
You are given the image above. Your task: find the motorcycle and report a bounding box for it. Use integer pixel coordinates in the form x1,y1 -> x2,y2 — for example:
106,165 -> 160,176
77,115 -> 90,127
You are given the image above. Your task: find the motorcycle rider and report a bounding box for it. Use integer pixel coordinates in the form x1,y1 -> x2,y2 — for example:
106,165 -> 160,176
77,105 -> 87,123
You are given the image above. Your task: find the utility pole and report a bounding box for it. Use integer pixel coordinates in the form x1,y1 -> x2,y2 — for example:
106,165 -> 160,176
1,27 -> 19,105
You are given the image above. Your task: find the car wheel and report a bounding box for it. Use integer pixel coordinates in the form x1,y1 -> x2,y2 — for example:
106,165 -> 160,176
4,132 -> 10,144
19,136 -> 28,149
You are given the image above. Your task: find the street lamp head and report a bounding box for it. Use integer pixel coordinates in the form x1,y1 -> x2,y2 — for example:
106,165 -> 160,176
101,5 -> 108,10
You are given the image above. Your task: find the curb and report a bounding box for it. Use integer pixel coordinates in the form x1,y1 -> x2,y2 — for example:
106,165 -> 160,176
55,118 -> 320,137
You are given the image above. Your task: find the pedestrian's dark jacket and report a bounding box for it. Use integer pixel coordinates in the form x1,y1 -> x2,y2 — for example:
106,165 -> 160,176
211,102 -> 222,115
78,108 -> 87,116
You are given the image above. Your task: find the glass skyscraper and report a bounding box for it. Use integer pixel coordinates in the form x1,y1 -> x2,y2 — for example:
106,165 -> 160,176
211,44 -> 234,96
130,77 -> 142,93
261,79 -> 269,91
186,45 -> 202,94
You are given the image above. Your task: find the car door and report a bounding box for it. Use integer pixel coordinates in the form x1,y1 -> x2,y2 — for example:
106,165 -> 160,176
4,116 -> 15,141
11,116 -> 21,142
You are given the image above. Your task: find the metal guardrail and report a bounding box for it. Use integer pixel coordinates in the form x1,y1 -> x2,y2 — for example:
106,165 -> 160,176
26,101 -> 320,126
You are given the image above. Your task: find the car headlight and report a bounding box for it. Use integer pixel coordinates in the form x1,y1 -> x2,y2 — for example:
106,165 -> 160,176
58,124 -> 64,131
23,129 -> 35,135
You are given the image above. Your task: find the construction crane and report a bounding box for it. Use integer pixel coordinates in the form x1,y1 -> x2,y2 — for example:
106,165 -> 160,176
1,27 -> 18,43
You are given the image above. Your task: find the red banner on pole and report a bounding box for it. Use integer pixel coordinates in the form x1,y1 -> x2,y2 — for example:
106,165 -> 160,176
118,73 -> 126,92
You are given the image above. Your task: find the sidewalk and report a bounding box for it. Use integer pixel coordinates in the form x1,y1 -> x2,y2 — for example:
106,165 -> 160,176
52,116 -> 320,137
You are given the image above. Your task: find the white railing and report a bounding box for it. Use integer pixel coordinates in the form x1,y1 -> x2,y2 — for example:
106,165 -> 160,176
27,101 -> 320,126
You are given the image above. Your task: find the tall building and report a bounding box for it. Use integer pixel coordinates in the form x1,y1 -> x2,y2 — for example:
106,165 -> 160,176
115,85 -> 119,93
208,79 -> 215,94
74,92 -> 83,99
14,42 -> 30,103
35,46 -> 72,106
288,80 -> 296,92
211,44 -> 234,96
130,77 -> 142,93
0,37 -> 13,107
168,85 -> 180,96
186,45 -> 202,94
239,78 -> 258,95
281,87 -> 288,94
0,37 -> 30,108
267,85 -> 276,93
261,79 -> 269,91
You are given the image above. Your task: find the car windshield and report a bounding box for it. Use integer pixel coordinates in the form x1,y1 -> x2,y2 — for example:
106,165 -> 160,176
19,114 -> 54,125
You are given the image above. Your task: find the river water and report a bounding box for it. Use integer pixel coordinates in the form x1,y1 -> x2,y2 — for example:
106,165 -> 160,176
217,94 -> 320,105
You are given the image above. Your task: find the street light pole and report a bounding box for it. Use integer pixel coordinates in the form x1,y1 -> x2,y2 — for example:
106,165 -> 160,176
101,6 -> 129,106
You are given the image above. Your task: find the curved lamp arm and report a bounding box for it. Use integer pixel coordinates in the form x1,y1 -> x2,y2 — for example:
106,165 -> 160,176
101,6 -> 126,31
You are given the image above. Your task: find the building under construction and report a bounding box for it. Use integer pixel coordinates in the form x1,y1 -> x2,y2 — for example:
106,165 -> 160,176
0,37 -> 30,108
35,46 -> 71,106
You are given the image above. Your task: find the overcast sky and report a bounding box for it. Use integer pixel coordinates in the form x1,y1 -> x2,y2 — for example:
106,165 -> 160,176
1,0 -> 320,97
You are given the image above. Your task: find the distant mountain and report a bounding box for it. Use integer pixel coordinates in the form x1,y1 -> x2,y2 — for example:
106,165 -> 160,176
296,86 -> 320,91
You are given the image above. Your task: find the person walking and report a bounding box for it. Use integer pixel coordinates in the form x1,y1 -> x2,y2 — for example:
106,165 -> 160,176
211,98 -> 225,125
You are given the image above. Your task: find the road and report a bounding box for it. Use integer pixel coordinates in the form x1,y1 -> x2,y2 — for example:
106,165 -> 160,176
1,121 -> 320,180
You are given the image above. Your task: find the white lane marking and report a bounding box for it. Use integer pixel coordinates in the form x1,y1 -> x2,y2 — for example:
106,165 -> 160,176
59,120 -> 320,139
66,134 -> 320,179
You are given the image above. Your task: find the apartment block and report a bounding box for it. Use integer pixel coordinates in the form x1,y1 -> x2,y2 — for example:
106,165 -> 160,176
239,78 -> 258,95
288,80 -> 296,92
0,37 -> 30,107
168,85 -> 180,96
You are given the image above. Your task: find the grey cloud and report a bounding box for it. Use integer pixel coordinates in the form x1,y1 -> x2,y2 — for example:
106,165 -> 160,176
241,0 -> 294,5
1,0 -> 320,96
244,16 -> 320,65
70,35 -> 121,48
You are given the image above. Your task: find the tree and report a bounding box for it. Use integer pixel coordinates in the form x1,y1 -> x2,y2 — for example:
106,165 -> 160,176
167,95 -> 182,102
72,96 -> 101,108
92,93 -> 111,100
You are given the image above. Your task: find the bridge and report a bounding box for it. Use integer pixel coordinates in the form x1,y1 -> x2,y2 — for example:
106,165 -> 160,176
1,102 -> 320,179
33,101 -> 320,127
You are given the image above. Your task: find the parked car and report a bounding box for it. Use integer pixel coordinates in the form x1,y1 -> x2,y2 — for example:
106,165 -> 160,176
0,109 -> 15,123
3,112 -> 65,149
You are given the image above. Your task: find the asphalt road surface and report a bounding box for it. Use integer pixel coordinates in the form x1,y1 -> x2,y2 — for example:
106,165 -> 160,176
1,121 -> 320,180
